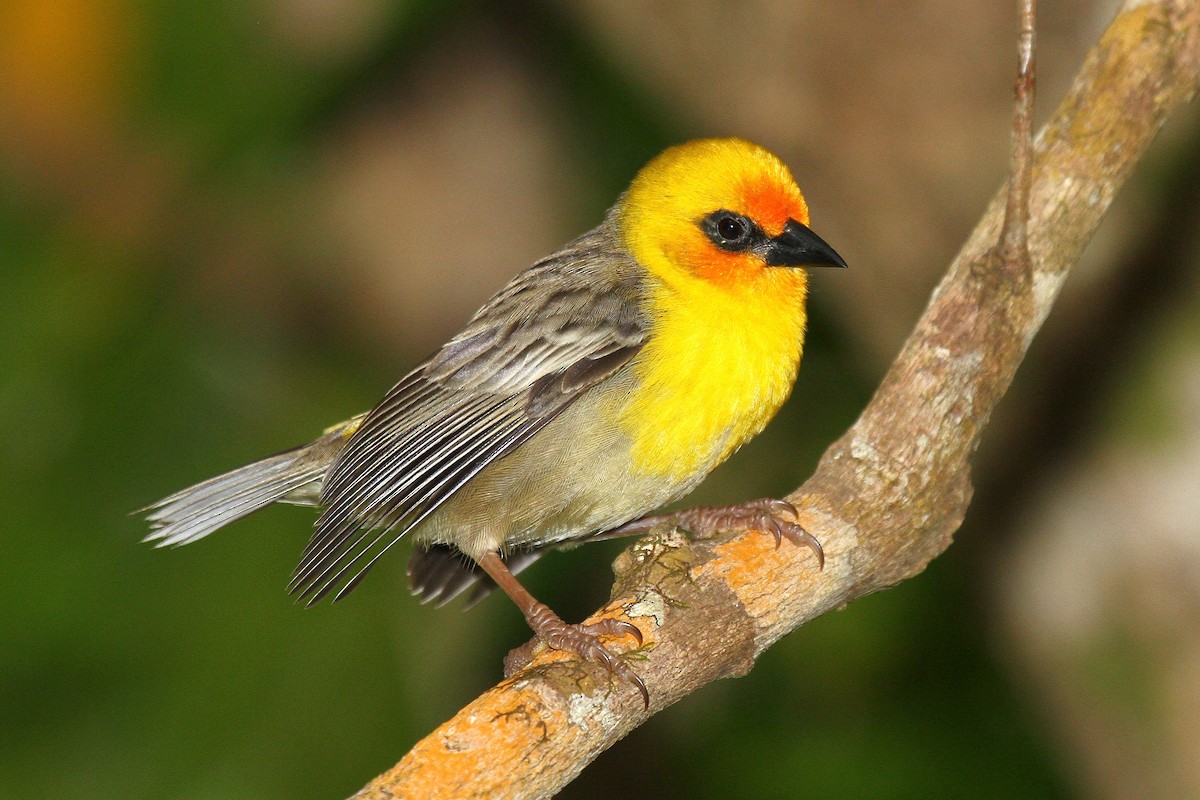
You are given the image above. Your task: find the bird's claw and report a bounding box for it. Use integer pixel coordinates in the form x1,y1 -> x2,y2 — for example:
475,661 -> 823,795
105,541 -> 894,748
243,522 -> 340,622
505,610 -> 648,709
675,498 -> 824,570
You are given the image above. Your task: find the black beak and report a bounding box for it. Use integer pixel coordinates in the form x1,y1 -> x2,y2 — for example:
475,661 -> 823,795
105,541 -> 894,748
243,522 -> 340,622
765,219 -> 847,268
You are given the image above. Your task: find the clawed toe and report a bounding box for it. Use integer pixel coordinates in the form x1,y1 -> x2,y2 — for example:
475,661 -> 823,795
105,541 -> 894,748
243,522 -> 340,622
507,610 -> 648,708
570,630 -> 649,709
583,617 -> 644,647
777,521 -> 824,569
675,498 -> 824,569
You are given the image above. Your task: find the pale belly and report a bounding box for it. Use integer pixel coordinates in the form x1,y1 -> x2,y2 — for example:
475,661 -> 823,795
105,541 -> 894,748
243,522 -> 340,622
414,373 -> 700,558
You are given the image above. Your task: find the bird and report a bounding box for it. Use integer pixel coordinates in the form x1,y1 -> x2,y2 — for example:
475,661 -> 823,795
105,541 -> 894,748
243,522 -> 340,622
143,137 -> 846,707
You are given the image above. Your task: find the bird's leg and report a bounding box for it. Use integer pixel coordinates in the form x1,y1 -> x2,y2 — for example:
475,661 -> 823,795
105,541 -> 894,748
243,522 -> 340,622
476,551 -> 649,708
604,498 -> 824,569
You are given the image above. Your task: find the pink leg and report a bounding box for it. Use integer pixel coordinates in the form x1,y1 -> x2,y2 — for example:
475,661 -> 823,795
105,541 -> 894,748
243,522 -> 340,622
477,551 -> 648,708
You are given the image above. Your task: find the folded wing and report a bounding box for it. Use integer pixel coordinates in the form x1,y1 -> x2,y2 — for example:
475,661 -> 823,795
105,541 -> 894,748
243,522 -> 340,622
290,219 -> 647,604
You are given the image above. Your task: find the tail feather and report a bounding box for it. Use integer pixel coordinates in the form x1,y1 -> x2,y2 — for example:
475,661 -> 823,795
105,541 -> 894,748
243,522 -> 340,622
142,415 -> 364,547
143,448 -> 326,548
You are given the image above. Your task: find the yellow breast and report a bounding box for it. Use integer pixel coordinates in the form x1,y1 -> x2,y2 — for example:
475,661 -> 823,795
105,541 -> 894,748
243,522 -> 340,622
616,268 -> 808,482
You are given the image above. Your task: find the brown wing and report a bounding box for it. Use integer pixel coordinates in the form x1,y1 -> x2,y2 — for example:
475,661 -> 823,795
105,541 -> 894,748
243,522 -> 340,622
288,216 -> 647,604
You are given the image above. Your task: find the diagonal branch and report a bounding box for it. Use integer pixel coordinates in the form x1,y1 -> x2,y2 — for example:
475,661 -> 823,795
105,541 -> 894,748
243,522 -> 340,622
352,2 -> 1200,797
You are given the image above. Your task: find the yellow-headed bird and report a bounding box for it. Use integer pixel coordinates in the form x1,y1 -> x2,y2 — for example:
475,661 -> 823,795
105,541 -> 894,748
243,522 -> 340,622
144,138 -> 846,706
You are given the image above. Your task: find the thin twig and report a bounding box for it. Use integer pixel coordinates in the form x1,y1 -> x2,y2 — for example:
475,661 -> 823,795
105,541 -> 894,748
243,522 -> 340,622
1001,0 -> 1037,266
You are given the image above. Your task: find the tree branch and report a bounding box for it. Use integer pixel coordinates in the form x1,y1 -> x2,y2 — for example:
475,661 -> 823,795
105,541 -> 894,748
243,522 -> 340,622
352,2 -> 1200,797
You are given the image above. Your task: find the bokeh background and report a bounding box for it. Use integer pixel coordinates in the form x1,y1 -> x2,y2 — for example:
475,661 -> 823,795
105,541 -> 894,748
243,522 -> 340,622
3,1 -> 1200,798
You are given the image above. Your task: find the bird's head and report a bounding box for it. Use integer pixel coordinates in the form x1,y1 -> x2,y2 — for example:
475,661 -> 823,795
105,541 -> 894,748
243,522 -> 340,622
618,138 -> 846,289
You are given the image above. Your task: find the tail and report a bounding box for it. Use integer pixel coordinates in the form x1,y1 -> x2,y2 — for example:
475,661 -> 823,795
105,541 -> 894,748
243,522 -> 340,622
141,415 -> 364,548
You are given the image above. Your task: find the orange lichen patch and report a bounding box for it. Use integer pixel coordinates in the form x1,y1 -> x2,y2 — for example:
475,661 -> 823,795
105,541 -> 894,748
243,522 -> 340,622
357,605 -> 649,799
363,682 -> 571,799
695,535 -> 773,598
692,532 -> 818,631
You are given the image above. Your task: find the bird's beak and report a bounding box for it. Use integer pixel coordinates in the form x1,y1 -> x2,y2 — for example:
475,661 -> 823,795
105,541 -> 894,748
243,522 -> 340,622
765,219 -> 848,268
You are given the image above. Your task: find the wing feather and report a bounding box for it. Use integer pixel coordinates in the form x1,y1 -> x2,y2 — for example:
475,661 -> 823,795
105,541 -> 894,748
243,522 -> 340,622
290,216 -> 648,603
289,395 -> 517,592
318,412 -> 540,603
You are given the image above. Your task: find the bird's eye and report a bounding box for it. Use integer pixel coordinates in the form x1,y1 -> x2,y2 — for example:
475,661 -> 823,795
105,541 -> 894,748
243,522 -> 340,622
717,216 -> 748,242
702,210 -> 759,252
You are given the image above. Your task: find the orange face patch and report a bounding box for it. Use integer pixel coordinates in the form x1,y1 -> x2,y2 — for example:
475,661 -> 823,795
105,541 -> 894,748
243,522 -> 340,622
681,170 -> 811,287
734,173 -> 809,237
686,243 -> 762,287
617,137 -> 814,290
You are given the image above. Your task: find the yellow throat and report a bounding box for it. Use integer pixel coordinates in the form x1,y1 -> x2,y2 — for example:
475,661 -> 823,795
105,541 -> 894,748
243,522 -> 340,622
614,139 -> 812,481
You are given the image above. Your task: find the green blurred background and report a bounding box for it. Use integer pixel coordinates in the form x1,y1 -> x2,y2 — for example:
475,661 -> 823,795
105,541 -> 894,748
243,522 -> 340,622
4,1 -> 1200,798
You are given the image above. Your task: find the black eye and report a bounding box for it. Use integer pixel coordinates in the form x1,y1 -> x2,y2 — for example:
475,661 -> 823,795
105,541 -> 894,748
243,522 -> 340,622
702,210 -> 759,252
717,216 -> 748,241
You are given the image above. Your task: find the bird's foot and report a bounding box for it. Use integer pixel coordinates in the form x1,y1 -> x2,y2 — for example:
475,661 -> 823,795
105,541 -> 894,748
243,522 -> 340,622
504,604 -> 648,709
621,498 -> 824,569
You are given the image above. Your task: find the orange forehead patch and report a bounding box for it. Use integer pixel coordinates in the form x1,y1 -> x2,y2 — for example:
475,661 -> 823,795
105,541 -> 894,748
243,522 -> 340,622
736,173 -> 809,237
